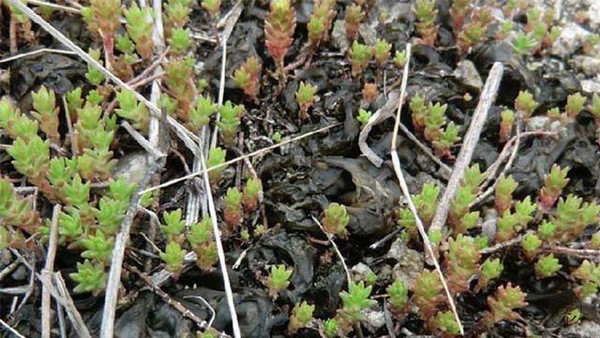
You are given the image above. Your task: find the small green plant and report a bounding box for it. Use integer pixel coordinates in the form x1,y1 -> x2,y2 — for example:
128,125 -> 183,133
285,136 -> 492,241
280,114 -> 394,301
187,95 -> 216,133
31,86 -> 60,144
514,196 -> 537,227
344,5 -> 364,41
499,109 -> 514,143
514,90 -> 538,120
307,0 -> 336,48
168,28 -> 191,56
288,301 -> 315,334
512,32 -> 538,55
552,194 -> 600,243
409,94 -> 427,134
483,283 -> 527,326
0,178 -> 41,234
521,233 -> 542,260
81,231 -> 113,263
70,260 -> 106,295
496,210 -> 518,242
535,254 -> 561,278
201,0 -> 220,18
337,281 -> 376,331
217,101 -> 244,147
322,203 -> 350,238
477,258 -> 504,290
116,89 -> 150,134
539,164 -> 569,211
448,185 -> 477,234
164,57 -> 195,120
123,2 -> 154,60
295,82 -> 318,120
394,50 -> 407,68
207,147 -> 227,186
265,264 -> 293,297
398,183 -> 441,238
242,177 -> 262,212
387,280 -> 408,314
160,241 -> 187,274
233,57 -> 262,103
357,109 -> 372,126
413,270 -> 443,321
223,187 -> 242,230
8,136 -> 53,198
373,39 -> 391,69
572,260 -> 600,298
187,217 -> 218,270
432,311 -> 460,335
82,0 -> 121,64
161,209 -> 185,244
537,220 -> 556,241
495,175 -> 517,214
349,41 -> 373,78
414,0 -> 438,46
565,92 -> 586,119
322,318 -> 338,338
265,0 -> 296,91
164,0 -> 193,35
446,235 -> 481,294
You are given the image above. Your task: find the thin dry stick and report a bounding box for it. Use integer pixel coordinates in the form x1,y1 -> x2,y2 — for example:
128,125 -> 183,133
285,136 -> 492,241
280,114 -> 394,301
198,146 -> 241,338
62,96 -> 77,155
0,318 -> 26,338
0,47 -> 77,63
543,246 -> 600,260
41,205 -> 61,338
480,234 -> 527,255
399,123 -> 452,177
428,62 -> 504,236
100,159 -> 164,338
183,295 -> 217,328
52,273 -> 92,338
140,123 -> 339,195
0,257 -> 21,282
388,44 -> 464,335
121,121 -> 166,158
26,0 -> 80,13
312,216 -> 351,284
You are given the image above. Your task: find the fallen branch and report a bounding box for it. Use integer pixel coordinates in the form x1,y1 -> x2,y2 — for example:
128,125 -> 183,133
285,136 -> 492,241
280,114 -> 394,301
312,216 -> 351,284
428,62 -> 504,236
388,44 -> 464,335
41,205 -> 61,338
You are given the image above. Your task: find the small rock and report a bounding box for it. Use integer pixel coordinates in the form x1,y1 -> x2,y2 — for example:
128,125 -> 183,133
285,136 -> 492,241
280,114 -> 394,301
454,60 -> 483,91
390,239 -> 424,288
351,262 -> 374,282
551,23 -> 591,58
581,79 -> 600,93
527,116 -> 550,131
359,22 -> 378,46
560,320 -> 600,338
11,265 -> 28,281
573,55 -> 600,76
587,0 -> 600,30
364,309 -> 386,330
331,20 -> 350,54
386,238 -> 408,260
113,152 -> 149,185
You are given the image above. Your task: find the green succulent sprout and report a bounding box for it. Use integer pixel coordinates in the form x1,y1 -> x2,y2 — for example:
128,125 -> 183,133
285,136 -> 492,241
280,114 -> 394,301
296,82 -> 318,119
495,175 -> 517,213
521,233 -> 542,260
81,231 -> 113,263
373,38 -> 392,68
201,0 -> 221,17
217,101 -> 244,147
288,301 -> 315,334
478,258 -> 504,289
188,95 -> 216,133
266,264 -> 293,297
323,318 -> 339,338
357,109 -> 372,126
349,40 -> 373,78
386,280 -> 408,313
484,283 -> 527,326
31,86 -> 60,144
242,177 -> 262,212
168,28 -> 191,56
187,217 -> 218,270
535,254 -> 561,278
514,90 -> 538,120
70,260 -> 106,295
394,50 -> 407,68
116,89 -> 150,134
512,32 -> 538,55
223,187 -> 242,229
207,147 -> 227,186
338,281 -> 376,327
160,241 -> 187,273
322,203 -> 350,238
432,311 -> 460,335
565,92 -> 586,119
161,209 -> 185,243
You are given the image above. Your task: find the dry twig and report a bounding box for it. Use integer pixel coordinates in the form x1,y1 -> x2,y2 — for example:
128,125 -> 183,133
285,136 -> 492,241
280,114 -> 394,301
428,62 -> 504,236
387,44 -> 464,335
41,205 -> 61,338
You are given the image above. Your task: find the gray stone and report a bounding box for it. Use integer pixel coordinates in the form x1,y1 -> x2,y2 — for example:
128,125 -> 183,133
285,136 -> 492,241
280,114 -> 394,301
113,152 -> 149,185
454,60 -> 483,91
587,0 -> 600,30
561,321 -> 600,338
331,20 -> 350,54
364,309 -> 386,330
551,23 -> 591,57
389,239 -> 424,288
573,55 -> 600,76
581,79 -> 600,93
527,116 -> 550,131
351,262 -> 374,282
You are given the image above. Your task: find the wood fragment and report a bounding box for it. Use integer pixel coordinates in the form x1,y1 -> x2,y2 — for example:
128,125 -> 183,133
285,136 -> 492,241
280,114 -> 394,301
428,62 -> 504,236
41,205 -> 61,338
